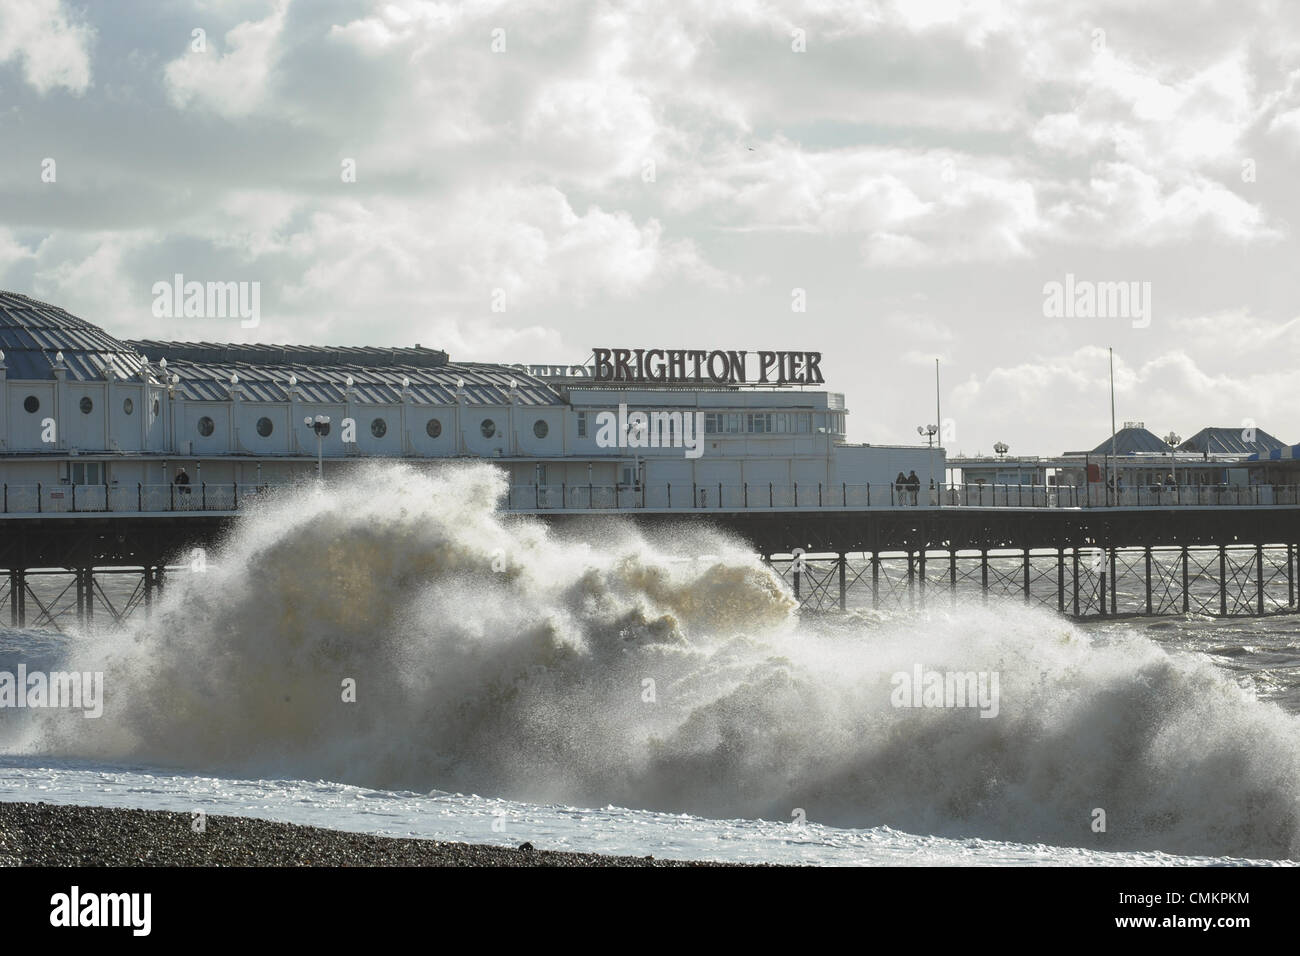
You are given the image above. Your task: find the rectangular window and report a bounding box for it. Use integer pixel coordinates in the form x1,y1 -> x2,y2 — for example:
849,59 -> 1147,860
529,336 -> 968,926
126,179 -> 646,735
704,413 -> 718,434
796,414 -> 810,433
69,462 -> 102,485
577,412 -> 587,438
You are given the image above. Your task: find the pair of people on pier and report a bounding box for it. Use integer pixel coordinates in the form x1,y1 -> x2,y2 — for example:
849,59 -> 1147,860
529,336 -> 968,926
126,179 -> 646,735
895,471 -> 922,505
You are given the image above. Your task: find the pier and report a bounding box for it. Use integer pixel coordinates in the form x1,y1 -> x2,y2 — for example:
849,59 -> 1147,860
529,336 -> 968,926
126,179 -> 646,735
2,479 -> 1299,629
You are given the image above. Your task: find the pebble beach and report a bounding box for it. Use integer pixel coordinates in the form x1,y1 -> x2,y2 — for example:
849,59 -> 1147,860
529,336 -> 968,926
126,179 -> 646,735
0,801 -> 740,867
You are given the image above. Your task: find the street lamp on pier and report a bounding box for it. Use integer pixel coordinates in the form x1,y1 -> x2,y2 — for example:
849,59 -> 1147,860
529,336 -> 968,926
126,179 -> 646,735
918,424 -> 939,502
1164,431 -> 1181,497
305,415 -> 331,478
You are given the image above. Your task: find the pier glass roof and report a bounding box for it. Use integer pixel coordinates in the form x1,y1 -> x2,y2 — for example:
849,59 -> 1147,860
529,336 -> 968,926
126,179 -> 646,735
153,359 -> 560,406
0,290 -> 147,381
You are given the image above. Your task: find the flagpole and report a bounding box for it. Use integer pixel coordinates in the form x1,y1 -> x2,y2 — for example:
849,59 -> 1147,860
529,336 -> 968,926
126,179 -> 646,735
1109,347 -> 1117,505
935,358 -> 942,489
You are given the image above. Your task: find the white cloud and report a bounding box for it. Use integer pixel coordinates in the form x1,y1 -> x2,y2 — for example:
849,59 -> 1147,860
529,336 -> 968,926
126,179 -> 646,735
7,0 -> 1300,451
29,233 -> 144,329
948,344 -> 1299,454
0,228 -> 36,274
0,0 -> 94,94
1043,162 -> 1280,245
163,0 -> 289,118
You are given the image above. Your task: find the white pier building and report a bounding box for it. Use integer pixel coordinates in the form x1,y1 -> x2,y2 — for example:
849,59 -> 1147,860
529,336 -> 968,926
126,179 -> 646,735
0,291 -> 938,511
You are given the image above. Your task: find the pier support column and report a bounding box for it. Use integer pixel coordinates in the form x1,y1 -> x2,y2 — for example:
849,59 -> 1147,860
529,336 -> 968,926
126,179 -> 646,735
792,556 -> 801,602
1145,548 -> 1152,615
838,553 -> 846,612
1057,548 -> 1065,613
1098,553 -> 1107,618
1022,548 -> 1030,604
980,550 -> 988,604
1288,544 -> 1295,609
949,551 -> 957,607
1256,543 -> 1265,616
918,550 -> 926,608
871,553 -> 880,608
75,569 -> 85,625
907,552 -> 916,609
1182,547 -> 1190,614
1109,549 -> 1118,616
84,569 -> 94,624
1072,549 -> 1080,617
1219,546 -> 1228,616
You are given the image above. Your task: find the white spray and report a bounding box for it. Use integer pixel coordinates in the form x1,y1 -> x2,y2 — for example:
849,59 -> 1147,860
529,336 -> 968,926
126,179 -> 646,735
11,462 -> 1300,860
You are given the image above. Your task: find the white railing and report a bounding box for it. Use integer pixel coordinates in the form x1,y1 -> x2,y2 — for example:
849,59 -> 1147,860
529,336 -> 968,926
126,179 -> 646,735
0,481 -> 1295,515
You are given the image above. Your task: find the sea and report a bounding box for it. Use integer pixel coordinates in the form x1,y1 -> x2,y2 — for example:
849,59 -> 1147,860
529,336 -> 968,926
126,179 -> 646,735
1,463 -> 1296,866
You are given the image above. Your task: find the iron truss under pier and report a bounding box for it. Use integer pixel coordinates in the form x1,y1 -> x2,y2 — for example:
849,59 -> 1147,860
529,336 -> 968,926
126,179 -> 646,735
534,506 -> 1300,618
2,506 -> 1300,630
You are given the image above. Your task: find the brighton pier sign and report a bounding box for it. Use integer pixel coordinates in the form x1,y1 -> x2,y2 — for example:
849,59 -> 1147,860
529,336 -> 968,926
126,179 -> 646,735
591,348 -> 824,386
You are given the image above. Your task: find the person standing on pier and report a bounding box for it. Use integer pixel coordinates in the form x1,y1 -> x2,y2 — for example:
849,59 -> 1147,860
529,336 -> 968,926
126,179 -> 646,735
174,467 -> 192,495
895,472 -> 907,505
907,470 -> 921,505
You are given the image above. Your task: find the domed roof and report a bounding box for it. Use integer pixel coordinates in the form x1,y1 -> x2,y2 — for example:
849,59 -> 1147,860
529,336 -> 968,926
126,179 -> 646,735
0,290 -> 147,381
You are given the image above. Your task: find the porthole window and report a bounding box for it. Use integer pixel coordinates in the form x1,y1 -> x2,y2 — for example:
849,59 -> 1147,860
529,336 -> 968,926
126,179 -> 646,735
371,418 -> 387,438
533,419 -> 549,439
256,417 -> 273,437
426,418 -> 442,438
197,416 -> 215,437
79,396 -> 93,414
23,395 -> 39,413
123,397 -> 134,415
480,419 -> 496,439
152,397 -> 160,417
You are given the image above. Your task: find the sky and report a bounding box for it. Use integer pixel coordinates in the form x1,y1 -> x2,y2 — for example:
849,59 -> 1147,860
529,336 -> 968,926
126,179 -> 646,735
0,0 -> 1297,455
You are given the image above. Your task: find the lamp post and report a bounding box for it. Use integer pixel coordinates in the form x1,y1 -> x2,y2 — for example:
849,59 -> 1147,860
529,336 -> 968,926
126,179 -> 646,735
918,424 -> 938,503
993,442 -> 1013,502
631,419 -> 647,506
993,442 -> 1009,503
1164,431 -> 1181,500
304,415 -> 331,478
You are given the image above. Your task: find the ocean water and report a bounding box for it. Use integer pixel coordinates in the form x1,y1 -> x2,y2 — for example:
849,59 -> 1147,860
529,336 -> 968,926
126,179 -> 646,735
1,462 -> 1297,865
